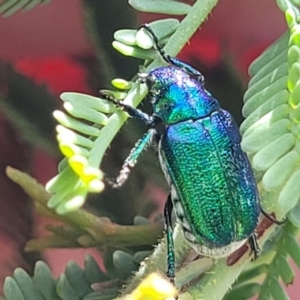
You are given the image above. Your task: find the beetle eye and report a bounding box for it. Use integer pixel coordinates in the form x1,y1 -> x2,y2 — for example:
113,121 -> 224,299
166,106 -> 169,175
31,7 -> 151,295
199,74 -> 205,85
145,74 -> 156,89
149,96 -> 156,104
146,90 -> 157,104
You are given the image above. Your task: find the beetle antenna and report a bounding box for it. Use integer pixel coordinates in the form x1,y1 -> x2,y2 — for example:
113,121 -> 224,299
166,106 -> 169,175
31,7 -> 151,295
139,24 -> 205,83
139,24 -> 172,65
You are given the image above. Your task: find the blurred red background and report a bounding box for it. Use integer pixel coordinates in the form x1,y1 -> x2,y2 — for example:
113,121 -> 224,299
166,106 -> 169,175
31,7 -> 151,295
0,0 -> 298,298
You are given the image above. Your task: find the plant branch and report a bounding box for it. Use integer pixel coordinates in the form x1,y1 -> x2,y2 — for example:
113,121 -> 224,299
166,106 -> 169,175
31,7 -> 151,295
6,166 -> 164,250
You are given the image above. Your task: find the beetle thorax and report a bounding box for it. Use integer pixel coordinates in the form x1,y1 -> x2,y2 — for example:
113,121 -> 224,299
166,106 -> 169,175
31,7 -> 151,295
147,66 -> 220,124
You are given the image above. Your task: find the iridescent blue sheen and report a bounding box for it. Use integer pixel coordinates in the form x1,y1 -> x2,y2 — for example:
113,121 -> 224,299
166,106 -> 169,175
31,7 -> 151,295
149,65 -> 260,255
148,67 -> 220,124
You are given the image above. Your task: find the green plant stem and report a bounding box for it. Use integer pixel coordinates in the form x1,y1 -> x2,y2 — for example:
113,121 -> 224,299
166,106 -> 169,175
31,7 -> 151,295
164,0 -> 219,58
6,166 -> 164,250
148,0 -> 219,70
26,236 -> 80,251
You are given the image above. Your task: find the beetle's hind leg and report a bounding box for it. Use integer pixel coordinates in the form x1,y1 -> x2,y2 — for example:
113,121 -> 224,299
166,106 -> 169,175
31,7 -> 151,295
248,209 -> 285,261
248,233 -> 260,260
105,129 -> 159,188
261,209 -> 286,225
164,194 -> 176,284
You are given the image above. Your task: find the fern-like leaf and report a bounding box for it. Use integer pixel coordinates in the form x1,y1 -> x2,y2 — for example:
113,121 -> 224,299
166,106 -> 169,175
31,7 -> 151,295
46,0 -> 219,215
241,0 -> 300,223
1,257 -> 112,300
0,0 -> 51,17
129,0 -> 191,15
2,257 -> 178,300
222,1 -> 300,299
224,222 -> 299,300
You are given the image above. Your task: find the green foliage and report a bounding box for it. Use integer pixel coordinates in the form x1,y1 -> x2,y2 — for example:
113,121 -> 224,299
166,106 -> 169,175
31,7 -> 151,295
225,1 -> 300,299
0,0 -> 51,17
45,0 -> 219,215
129,0 -> 191,15
224,222 -> 298,300
1,257 -> 116,300
241,0 -> 300,223
241,25 -> 299,224
5,166 -> 163,257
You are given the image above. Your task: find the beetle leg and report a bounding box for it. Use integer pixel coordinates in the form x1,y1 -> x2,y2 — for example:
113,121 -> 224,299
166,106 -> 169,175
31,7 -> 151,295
99,91 -> 157,126
164,194 -> 176,284
106,129 -> 159,188
248,233 -> 260,260
261,209 -> 286,225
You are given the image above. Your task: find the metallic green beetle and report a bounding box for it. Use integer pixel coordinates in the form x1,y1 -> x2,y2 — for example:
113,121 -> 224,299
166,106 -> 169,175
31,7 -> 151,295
102,24 -> 282,283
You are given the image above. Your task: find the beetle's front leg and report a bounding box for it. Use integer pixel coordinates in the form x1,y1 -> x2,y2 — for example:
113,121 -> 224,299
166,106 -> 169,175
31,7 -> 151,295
99,91 -> 158,126
106,128 -> 159,188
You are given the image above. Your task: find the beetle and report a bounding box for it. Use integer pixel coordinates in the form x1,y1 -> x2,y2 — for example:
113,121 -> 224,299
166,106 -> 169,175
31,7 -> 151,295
100,24 -> 282,283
